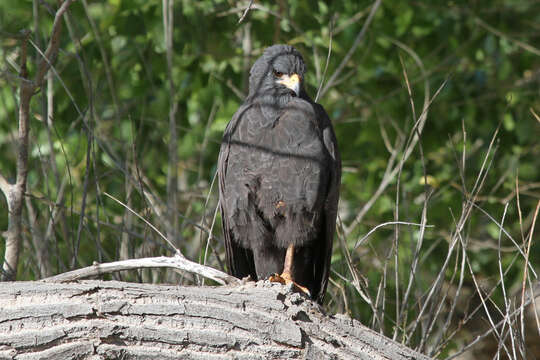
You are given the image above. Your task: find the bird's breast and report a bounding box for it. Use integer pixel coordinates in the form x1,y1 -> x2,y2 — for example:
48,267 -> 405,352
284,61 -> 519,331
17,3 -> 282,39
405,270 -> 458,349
229,99 -> 329,213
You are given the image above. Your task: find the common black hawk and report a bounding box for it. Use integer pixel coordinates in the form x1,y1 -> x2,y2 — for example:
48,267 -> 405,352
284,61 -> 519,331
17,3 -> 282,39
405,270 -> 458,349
218,44 -> 341,304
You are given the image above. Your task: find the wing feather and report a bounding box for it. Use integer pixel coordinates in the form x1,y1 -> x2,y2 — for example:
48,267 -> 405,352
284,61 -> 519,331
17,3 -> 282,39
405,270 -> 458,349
312,103 -> 341,304
218,105 -> 257,279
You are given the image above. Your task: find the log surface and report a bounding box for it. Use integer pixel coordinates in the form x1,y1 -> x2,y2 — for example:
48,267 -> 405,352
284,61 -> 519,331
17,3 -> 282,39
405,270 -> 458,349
0,280 -> 431,359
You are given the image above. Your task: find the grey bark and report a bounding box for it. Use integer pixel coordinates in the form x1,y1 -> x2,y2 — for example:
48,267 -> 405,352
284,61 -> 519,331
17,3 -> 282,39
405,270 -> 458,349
0,280 -> 431,360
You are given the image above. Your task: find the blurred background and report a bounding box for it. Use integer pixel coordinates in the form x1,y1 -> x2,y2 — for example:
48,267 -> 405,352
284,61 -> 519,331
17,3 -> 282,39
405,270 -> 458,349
1,1 -> 539,358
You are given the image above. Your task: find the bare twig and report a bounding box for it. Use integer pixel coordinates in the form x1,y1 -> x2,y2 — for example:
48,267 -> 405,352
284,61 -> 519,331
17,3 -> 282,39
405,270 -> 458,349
218,3 -> 303,34
42,255 -> 240,285
345,43 -> 442,236
104,192 -> 178,254
35,0 -> 75,85
520,200 -> 540,342
444,284 -> 540,360
407,146 -> 505,349
0,0 -> 76,279
319,0 -> 382,98
354,221 -> 433,249
334,6 -> 371,35
496,203 -> 511,353
0,30 -> 31,281
336,216 -> 373,308
463,236 -> 502,342
25,196 -> 53,277
430,233 -> 466,356
400,198 -> 429,344
163,0 -> 179,244
203,198 -> 220,269
392,55 -> 416,340
475,17 -> 540,57
211,73 -> 246,100
410,214 -> 459,348
237,0 -> 254,24
315,17 -> 334,102
81,0 -> 121,122
1,1 -> 75,280
470,201 -> 537,278
72,113 -> 93,269
530,107 -> 540,123
0,174 -> 10,195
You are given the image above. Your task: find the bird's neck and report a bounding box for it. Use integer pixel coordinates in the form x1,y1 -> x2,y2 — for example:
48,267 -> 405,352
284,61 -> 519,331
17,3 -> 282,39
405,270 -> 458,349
254,93 -> 301,121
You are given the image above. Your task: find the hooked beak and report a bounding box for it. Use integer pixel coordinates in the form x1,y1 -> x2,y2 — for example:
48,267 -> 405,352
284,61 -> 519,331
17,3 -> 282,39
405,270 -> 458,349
277,73 -> 300,96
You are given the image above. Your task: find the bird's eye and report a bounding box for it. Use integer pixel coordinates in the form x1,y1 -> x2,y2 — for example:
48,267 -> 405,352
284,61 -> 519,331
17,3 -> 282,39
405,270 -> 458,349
273,70 -> 283,77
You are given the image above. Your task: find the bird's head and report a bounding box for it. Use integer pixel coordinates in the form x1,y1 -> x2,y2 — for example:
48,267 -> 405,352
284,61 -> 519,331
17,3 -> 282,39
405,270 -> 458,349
248,45 -> 307,105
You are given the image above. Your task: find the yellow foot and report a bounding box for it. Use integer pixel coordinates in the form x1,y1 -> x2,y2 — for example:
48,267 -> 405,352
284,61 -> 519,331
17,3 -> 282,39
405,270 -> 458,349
269,272 -> 311,296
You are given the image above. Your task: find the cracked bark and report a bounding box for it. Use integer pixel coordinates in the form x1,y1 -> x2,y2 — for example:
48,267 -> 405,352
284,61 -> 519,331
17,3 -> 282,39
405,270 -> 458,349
0,280 -> 431,359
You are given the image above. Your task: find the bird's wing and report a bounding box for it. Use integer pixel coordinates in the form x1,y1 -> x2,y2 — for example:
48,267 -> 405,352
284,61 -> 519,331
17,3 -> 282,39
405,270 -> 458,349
313,103 -> 341,304
218,105 -> 256,279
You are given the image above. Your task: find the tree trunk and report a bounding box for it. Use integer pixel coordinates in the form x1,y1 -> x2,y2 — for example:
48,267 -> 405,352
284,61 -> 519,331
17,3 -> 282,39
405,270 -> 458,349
0,280 -> 430,359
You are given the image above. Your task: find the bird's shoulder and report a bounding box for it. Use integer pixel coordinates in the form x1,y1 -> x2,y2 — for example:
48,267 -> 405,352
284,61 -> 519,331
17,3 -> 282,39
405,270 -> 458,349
222,103 -> 253,138
309,101 -> 333,127
309,101 -> 339,155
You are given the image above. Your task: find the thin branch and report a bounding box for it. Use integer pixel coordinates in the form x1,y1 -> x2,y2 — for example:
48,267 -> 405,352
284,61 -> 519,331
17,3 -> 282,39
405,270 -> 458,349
319,0 -> 382,98
81,0 -> 121,121
218,3 -> 303,34
470,201 -> 537,279
400,195 -> 430,344
72,113 -> 93,269
392,54 -> 416,341
35,0 -> 75,86
1,30 -> 31,280
103,192 -> 178,254
531,107 -> 540,123
315,17 -> 334,102
430,233 -> 466,356
354,221 -> 434,249
0,173 -> 10,195
211,73 -> 245,100
336,216 -> 373,307
520,200 -> 540,339
346,76 -> 446,235
495,203 -> 516,360
406,208 -> 462,345
475,17 -> 540,57
237,0 -> 254,24
444,282 -> 540,359
163,0 -> 179,244
42,255 -> 240,285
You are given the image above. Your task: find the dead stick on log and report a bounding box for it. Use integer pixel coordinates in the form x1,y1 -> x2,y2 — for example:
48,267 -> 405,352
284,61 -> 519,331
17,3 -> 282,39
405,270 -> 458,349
42,255 -> 240,285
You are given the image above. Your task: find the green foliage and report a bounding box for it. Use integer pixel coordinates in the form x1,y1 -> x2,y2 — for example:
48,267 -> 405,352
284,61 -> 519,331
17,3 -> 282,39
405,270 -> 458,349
1,0 -> 539,357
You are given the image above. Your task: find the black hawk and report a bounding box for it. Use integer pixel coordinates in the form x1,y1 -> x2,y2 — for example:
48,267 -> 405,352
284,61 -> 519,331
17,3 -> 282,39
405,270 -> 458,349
218,44 -> 341,303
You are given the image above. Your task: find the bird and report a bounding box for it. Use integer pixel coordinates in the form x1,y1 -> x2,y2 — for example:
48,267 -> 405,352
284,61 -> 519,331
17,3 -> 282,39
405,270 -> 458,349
218,44 -> 341,304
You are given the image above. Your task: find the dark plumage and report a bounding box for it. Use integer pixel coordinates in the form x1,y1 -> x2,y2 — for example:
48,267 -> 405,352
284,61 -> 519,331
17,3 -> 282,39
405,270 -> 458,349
218,45 -> 341,304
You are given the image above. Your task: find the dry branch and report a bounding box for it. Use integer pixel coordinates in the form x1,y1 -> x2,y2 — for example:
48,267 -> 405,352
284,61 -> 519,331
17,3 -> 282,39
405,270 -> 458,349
43,255 -> 240,285
0,30 -> 31,281
0,0 -> 75,281
0,280 -> 432,359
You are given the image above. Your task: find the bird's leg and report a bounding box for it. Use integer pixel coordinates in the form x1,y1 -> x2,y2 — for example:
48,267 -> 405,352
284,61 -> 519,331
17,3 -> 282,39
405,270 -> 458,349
269,244 -> 310,296
281,243 -> 295,281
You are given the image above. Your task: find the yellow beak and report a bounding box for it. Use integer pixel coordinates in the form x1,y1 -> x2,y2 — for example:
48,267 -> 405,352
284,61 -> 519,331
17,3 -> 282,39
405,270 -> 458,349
277,73 -> 301,96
